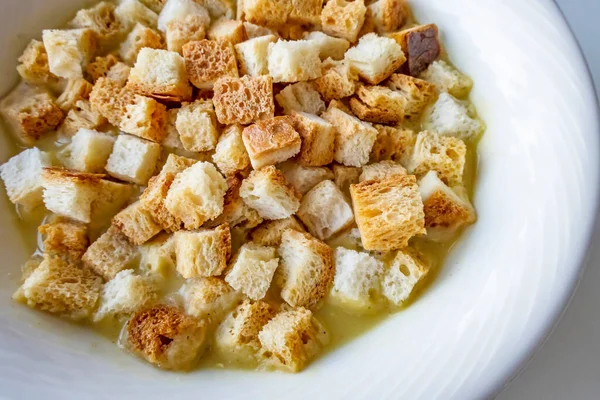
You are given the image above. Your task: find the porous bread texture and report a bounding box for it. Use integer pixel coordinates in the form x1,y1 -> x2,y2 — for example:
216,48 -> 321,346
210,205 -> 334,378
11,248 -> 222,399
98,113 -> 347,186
419,60 -> 473,98
276,82 -> 325,116
381,249 -> 429,306
0,147 -> 51,209
321,0 -> 367,43
120,95 -> 168,142
370,125 -> 415,164
424,92 -> 484,141
183,39 -> 239,90
106,60 -> 131,84
105,134 -> 161,185
89,77 -> 136,127
179,277 -> 242,322
345,33 -> 405,85
242,116 -> 301,170
139,0 -> 167,14
16,39 -> 61,88
304,31 -> 350,61
174,224 -> 231,278
82,225 -> 138,281
234,35 -> 278,77
42,28 -> 96,79
38,219 -> 89,260
312,58 -> 358,102
368,0 -> 409,34
112,201 -> 162,245
290,111 -> 335,167
213,75 -> 274,125
161,108 -> 185,149
385,73 -> 437,121
359,160 -> 407,182
240,166 -> 301,220
279,161 -> 334,195
250,216 -> 305,247
212,124 -> 251,176
86,54 -> 119,82
175,100 -> 218,152
224,243 -> 279,300
165,15 -> 208,54
119,23 -> 164,64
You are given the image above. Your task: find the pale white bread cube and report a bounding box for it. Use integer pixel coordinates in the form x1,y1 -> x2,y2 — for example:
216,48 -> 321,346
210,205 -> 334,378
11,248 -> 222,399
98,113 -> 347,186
240,166 -> 301,220
304,31 -> 350,61
164,161 -> 227,229
277,229 -> 334,309
332,164 -> 361,198
234,35 -> 277,77
359,160 -> 407,182
419,60 -> 473,98
382,249 -> 429,306
66,129 -> 115,173
42,28 -> 96,79
345,33 -> 405,85
82,225 -> 138,280
208,18 -> 246,45
418,170 -> 476,241
157,0 -> 210,31
258,307 -> 329,372
106,134 -> 161,185
165,14 -> 208,54
424,92 -> 484,141
224,243 -> 279,300
138,234 -> 176,276
267,40 -> 322,83
14,255 -> 102,320
212,124 -> 251,176
179,277 -> 242,323
243,22 -> 278,39
174,224 -> 231,278
115,0 -> 159,29
329,247 -> 383,313
320,0 -> 367,43
290,111 -> 336,167
250,216 -> 305,247
279,162 -> 334,195
275,82 -> 326,116
94,269 -> 158,321
0,148 -> 51,209
112,201 -> 162,245
69,2 -> 125,45
297,180 -> 354,240
119,23 -> 164,64
175,100 -> 218,152
242,116 -> 301,170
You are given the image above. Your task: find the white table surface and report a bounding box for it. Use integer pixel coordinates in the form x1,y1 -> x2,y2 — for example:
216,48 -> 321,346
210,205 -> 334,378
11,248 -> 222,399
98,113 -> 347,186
498,1 -> 600,399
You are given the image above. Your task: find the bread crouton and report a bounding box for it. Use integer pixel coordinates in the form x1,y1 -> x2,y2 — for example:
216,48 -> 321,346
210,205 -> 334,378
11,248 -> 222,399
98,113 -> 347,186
289,0 -> 323,24
382,249 -> 429,306
180,277 -> 242,322
277,230 -> 334,308
0,83 -> 64,145
419,60 -> 473,98
0,148 -> 50,209
321,0 -> 367,43
351,174 -> 425,251
258,307 -> 329,372
95,179 -> 137,222
94,269 -> 158,321
407,130 -> 466,186
165,161 -> 228,229
82,225 -> 138,280
212,124 -> 251,175
120,95 -> 167,142
16,40 -> 61,88
126,48 -> 192,101
56,78 -> 93,112
112,201 -> 162,245
57,100 -> 106,137
242,0 -> 291,27
224,243 -> 279,300
213,75 -> 274,124
165,15 -> 208,54
17,255 -> 44,285
424,92 -> 484,141
208,18 -> 246,44
15,255 -> 102,320
42,29 -> 97,79
332,164 -> 361,198
321,106 -> 377,167
119,23 -> 164,65
240,166 -> 301,220
385,73 -> 437,120
370,125 -> 415,164
65,128 -> 115,173
250,216 -> 304,246
312,58 -> 357,102
388,24 -> 440,76
243,22 -> 278,39
69,1 -> 124,46
276,82 -> 326,116
115,0 -> 159,29
125,304 -> 206,370
242,116 -> 301,169
183,40 -> 239,90
175,100 -> 218,152
89,77 -> 134,126
138,234 -> 176,276
279,162 -> 334,195
297,180 -> 354,240
267,40 -> 322,83
359,160 -> 406,182
140,0 -> 167,13
349,85 -> 405,125
234,35 -> 277,77
157,0 -> 210,32
329,247 -> 383,313
174,224 -> 231,278
86,54 -> 119,82
289,112 -> 335,167
106,134 -> 161,185
345,33 -> 405,85
39,219 -> 89,260
161,109 -> 184,149
368,0 -> 408,34
304,31 -> 349,61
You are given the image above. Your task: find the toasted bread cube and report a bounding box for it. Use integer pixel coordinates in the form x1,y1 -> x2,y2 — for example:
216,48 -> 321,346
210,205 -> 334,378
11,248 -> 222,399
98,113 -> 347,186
351,174 -> 425,250
345,33 -> 405,85
243,22 -> 278,39
120,95 -> 167,142
39,218 -> 89,260
0,83 -> 64,145
56,78 -> 93,112
386,73 -> 436,120
407,130 -> 466,186
165,161 -> 228,229
83,225 -> 138,280
330,247 -> 383,313
279,162 -> 334,195
112,201 -> 162,245
115,0 -> 159,29
15,255 -> 102,320
297,180 -> 354,240
370,125 -> 415,164
165,15 -> 208,54
359,160 -> 406,182
180,277 -> 242,322
242,0 -> 291,27
127,48 -> 192,101
288,0 -> 323,25
42,29 -> 96,79
183,40 -> 239,90
349,85 -> 404,125
419,60 -> 473,98
157,0 -> 210,31
0,148 -> 50,209
419,170 -> 476,240
312,58 -> 357,102
125,304 -> 206,370
119,23 -> 164,65
106,134 -> 161,185
277,230 -> 334,308
382,249 -> 429,305
69,2 -> 124,45
58,100 -> 106,137
215,299 -> 276,365
240,166 -> 301,220
212,124 -> 251,175
258,307 -> 329,372
208,18 -> 246,44
66,128 -> 115,173
89,77 -> 134,126
368,0 -> 408,34
267,40 -> 322,83
276,82 -> 326,116
321,106 -> 377,167
332,164 -> 361,198
175,100 -> 218,152
138,234 -> 176,276
388,24 -> 440,76
86,54 -> 119,82
16,40 -> 61,88
289,112 -> 335,167
321,0 -> 367,43
94,269 -> 158,321
234,35 -> 277,77
242,117 -> 301,169
424,92 -> 484,141
250,216 -> 304,246
304,31 -> 349,61
213,75 -> 274,125
174,224 -> 231,278
225,243 -> 279,300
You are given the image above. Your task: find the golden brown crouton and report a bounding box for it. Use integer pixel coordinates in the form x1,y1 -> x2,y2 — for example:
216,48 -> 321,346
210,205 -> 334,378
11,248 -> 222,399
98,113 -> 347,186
174,224 -> 231,278
112,201 -> 162,245
212,124 -> 251,176
82,225 -> 138,281
388,24 -> 440,76
16,40 -> 61,88
370,125 -> 415,164
368,0 -> 409,34
242,0 -> 291,27
86,54 -> 119,82
39,219 -> 89,260
175,100 -> 219,152
120,94 -> 167,142
349,85 -> 405,125
89,77 -> 134,126
225,243 -> 279,300
213,75 -> 274,125
242,116 -> 301,170
312,59 -> 357,102
240,166 -> 301,220
119,23 -> 164,64
407,130 -> 466,186
321,0 -> 367,43
183,40 -> 239,90
386,73 -> 437,120
289,0 -> 323,25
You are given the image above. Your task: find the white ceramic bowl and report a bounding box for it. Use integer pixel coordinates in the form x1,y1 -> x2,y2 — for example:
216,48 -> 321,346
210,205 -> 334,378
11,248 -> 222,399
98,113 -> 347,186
0,0 -> 598,398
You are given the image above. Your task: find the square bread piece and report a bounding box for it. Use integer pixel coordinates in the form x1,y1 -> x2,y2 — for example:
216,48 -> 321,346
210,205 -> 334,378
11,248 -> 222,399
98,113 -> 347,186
115,0 -> 159,30
212,124 -> 251,176
86,54 -> 119,83
213,75 -> 274,125
58,99 -> 106,137
89,77 -> 132,127
288,0 -> 323,25
105,134 -> 161,185
65,128 -> 115,173
345,33 -> 406,85
240,166 -> 301,220
69,1 -> 124,46
370,125 -> 416,164
368,0 -> 409,34
304,31 -> 350,61
235,35 -> 278,77
350,174 -> 425,251
38,219 -> 89,260
297,180 -> 354,240
388,24 -> 440,76
267,40 -> 322,83
179,277 -> 242,323
183,40 -> 239,89
321,106 -> 378,167
157,0 -> 210,32
242,116 -> 301,170
250,216 -> 305,247
0,148 -> 50,209
349,85 -> 406,125
175,100 -> 219,152
279,162 -> 334,195
164,161 -> 228,229
359,160 -> 407,182
165,15 -> 208,54
277,229 -> 334,308
224,243 -> 279,300
332,164 -> 361,198
276,82 -> 326,116
419,60 -> 473,98
17,39 -> 61,88
321,0 -> 367,43
241,0 -> 291,27
385,73 -> 437,121
290,112 -> 335,167
82,225 -> 138,281
424,92 -> 484,141
56,78 -> 93,112
382,249 -> 429,306
312,58 -> 357,102
126,48 -> 192,101
119,23 -> 164,64
120,95 -> 168,143
42,28 -> 96,79
112,201 -> 162,245
207,18 -> 246,45
174,224 -> 231,278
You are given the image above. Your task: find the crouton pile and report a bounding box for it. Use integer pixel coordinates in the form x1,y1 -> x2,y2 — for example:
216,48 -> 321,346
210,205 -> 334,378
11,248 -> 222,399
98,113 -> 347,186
0,0 -> 483,373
